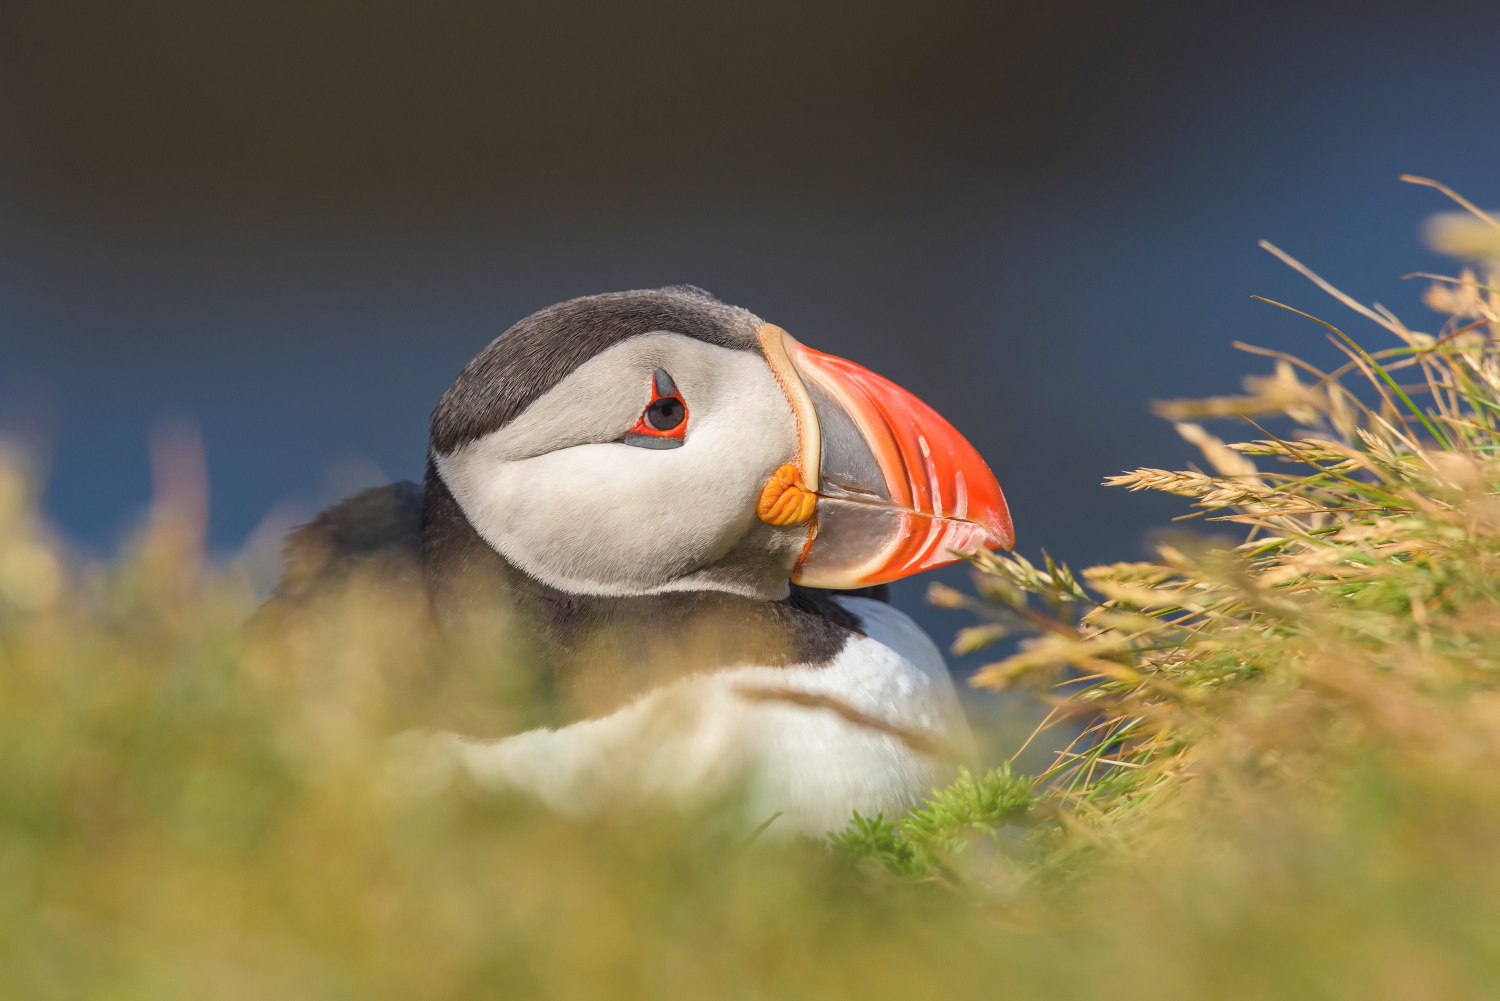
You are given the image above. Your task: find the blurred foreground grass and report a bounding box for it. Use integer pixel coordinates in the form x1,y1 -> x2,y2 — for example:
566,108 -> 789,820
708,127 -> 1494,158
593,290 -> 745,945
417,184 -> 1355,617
11,182 -> 1500,998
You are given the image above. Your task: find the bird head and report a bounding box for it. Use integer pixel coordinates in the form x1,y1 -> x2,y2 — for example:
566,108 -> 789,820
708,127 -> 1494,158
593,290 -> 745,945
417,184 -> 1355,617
429,286 -> 1012,600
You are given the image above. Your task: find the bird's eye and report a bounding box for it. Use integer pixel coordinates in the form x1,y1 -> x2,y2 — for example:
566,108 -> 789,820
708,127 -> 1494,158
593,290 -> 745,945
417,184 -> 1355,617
645,396 -> 684,430
622,368 -> 689,449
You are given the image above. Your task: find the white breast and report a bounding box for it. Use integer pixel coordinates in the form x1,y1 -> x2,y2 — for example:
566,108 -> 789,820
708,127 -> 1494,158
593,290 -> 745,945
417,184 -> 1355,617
435,597 -> 975,836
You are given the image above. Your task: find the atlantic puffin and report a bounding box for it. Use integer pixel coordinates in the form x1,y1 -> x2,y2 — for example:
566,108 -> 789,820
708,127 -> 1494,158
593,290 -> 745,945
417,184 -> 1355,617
276,285 -> 1013,834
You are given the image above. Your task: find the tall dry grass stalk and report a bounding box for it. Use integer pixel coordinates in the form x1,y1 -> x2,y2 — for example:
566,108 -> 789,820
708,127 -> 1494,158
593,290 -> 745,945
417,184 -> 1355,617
926,176 -> 1500,889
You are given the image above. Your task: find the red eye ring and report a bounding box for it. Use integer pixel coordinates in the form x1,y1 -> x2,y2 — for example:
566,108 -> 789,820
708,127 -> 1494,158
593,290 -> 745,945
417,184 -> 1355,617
625,368 -> 688,442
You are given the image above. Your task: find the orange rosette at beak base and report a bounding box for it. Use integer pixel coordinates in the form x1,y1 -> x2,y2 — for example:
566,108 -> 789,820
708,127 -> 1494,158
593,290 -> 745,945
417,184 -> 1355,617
757,325 -> 1013,590
757,463 -> 818,526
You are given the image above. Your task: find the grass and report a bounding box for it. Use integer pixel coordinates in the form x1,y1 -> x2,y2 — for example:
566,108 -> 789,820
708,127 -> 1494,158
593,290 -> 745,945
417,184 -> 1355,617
9,179 -> 1500,998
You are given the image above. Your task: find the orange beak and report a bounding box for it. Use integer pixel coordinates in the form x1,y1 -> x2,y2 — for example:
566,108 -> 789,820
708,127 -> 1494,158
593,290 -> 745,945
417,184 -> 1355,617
757,325 -> 1014,588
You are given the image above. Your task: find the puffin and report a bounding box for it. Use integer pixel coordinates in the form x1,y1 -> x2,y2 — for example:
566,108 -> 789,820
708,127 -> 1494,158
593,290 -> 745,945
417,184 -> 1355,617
275,285 -> 1013,834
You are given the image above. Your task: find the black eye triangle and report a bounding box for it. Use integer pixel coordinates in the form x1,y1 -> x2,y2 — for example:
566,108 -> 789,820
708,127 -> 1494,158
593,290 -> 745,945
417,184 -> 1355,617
653,368 -> 677,398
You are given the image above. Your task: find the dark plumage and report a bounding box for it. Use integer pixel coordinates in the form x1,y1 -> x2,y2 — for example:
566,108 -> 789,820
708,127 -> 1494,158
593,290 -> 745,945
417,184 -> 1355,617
274,479 -> 425,603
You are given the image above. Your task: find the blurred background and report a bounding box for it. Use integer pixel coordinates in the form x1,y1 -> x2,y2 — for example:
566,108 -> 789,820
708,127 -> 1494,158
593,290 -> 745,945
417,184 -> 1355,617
2,0 -> 1499,662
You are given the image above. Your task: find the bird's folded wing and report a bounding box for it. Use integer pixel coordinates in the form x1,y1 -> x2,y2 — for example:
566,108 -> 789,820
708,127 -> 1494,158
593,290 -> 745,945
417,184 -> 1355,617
272,480 -> 426,604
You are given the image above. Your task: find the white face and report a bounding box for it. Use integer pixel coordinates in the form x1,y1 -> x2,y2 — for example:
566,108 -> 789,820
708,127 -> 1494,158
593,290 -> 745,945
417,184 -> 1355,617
434,332 -> 806,598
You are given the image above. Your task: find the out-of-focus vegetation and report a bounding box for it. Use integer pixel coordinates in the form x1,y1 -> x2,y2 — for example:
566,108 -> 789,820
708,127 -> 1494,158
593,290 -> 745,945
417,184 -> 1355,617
10,179 -> 1500,999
